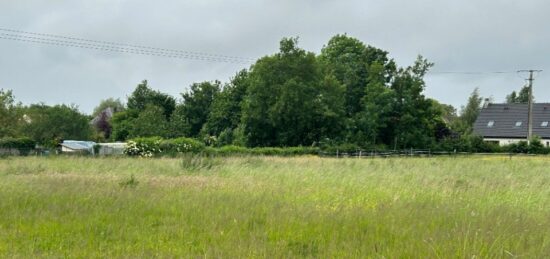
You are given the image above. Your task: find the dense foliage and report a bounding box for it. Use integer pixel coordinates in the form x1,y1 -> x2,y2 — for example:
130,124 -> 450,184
1,35 -> 544,153
0,137 -> 35,150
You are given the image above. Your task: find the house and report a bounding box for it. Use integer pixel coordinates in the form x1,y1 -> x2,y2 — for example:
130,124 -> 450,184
90,107 -> 114,125
61,140 -> 96,154
473,101 -> 550,147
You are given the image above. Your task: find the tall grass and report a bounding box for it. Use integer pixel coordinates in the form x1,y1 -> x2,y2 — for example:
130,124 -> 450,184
0,156 -> 549,257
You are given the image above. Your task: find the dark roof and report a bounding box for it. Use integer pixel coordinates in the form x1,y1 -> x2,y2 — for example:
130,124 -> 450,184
473,103 -> 550,139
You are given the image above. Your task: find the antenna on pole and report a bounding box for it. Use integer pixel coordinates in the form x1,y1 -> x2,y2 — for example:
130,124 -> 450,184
517,69 -> 543,141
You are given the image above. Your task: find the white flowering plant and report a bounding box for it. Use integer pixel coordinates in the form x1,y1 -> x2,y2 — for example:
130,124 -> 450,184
123,137 -> 163,158
124,137 -> 205,157
160,137 -> 205,154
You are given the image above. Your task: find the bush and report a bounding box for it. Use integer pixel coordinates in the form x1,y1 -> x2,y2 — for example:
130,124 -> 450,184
0,137 -> 36,149
503,137 -> 550,154
0,137 -> 36,155
320,143 -> 360,153
251,147 -> 319,156
527,136 -> 548,154
203,145 -> 319,156
124,137 -> 162,157
216,129 -> 234,147
435,135 -> 501,153
125,137 -> 205,157
160,137 -> 205,154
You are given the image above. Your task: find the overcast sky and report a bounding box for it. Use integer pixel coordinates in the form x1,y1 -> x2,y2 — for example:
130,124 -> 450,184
1,0 -> 549,114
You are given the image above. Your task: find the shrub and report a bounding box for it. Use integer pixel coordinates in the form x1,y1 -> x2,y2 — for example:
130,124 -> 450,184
527,136 -> 548,154
125,137 -> 205,157
124,137 -> 162,157
160,137 -> 205,154
0,137 -> 36,149
320,143 -> 360,153
204,146 -> 319,156
0,137 -> 36,155
502,136 -> 550,154
216,129 -> 234,147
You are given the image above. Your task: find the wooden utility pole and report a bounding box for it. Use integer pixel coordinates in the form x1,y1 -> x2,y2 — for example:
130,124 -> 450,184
518,70 -> 543,141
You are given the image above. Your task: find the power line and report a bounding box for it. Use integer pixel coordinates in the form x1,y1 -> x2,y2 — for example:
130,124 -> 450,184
428,71 -> 516,75
0,27 -> 254,64
0,33 -> 242,63
0,27 -> 254,62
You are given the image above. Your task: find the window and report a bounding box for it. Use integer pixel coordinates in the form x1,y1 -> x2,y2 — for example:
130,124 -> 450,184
515,121 -> 522,127
542,121 -> 549,127
487,120 -> 495,127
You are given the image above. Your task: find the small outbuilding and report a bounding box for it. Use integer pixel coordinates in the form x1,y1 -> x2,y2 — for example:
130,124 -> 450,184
61,140 -> 96,154
97,142 -> 127,155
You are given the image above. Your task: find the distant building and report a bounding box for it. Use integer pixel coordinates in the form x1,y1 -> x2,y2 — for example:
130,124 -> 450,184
61,140 -> 96,154
60,140 -> 126,155
90,107 -> 114,125
473,101 -> 550,146
97,142 -> 126,155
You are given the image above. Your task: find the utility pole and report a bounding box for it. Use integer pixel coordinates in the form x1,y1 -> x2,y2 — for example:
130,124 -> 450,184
518,70 -> 543,141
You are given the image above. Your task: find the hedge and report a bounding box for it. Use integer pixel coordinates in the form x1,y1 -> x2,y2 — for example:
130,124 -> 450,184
0,137 -> 36,150
204,145 -> 319,156
124,137 -> 319,157
124,137 -> 204,157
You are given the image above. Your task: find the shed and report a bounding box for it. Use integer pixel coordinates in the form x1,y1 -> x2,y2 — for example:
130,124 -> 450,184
61,140 -> 96,154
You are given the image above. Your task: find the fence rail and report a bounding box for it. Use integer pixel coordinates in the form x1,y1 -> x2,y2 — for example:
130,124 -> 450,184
318,149 -> 540,158
0,147 -> 544,158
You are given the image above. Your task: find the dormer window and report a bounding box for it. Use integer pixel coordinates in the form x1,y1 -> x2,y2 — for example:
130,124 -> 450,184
515,121 -> 522,127
487,120 -> 495,127
542,121 -> 549,127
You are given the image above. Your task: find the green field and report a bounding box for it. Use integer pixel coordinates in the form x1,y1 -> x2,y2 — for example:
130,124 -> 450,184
1,156 -> 550,258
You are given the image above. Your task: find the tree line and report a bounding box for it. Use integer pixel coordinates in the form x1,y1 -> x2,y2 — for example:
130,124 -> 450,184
0,35 -> 527,151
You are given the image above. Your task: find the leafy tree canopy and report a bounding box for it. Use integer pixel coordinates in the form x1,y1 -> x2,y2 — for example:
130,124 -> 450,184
127,80 -> 176,119
20,104 -> 92,146
92,98 -> 125,117
506,85 -> 530,104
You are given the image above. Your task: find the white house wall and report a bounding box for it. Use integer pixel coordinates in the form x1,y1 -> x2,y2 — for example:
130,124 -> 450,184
484,138 -> 550,147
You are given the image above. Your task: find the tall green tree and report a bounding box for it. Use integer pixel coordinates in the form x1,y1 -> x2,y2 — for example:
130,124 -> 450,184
353,62 -> 395,146
127,80 -> 176,119
129,105 -> 168,138
242,37 -> 345,147
0,89 -> 21,138
110,110 -> 137,141
386,56 -> 439,148
457,88 -> 483,135
172,81 -> 221,137
506,85 -> 530,104
202,70 -> 249,137
319,34 -> 396,117
20,104 -> 92,146
110,80 -> 176,140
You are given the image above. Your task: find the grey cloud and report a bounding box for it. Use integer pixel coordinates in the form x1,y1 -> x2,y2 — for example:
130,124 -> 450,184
1,0 -> 549,113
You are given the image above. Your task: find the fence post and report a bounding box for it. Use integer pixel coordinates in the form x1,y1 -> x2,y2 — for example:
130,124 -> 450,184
336,149 -> 339,158
359,150 -> 362,158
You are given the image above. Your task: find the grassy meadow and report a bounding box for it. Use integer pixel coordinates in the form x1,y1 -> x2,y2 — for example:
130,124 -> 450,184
1,155 -> 550,258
